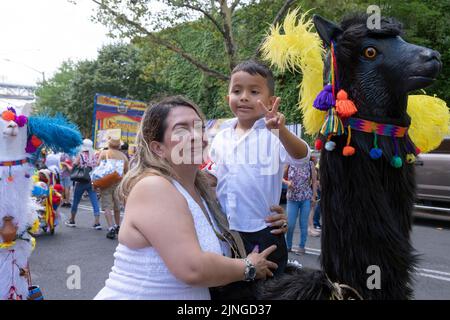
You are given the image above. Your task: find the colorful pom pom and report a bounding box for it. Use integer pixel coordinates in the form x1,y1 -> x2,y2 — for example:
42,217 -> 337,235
369,148 -> 382,159
415,147 -> 421,155
313,85 -> 335,111
2,110 -> 16,121
314,138 -> 323,150
16,115 -> 28,127
406,153 -> 416,164
391,156 -> 403,168
335,90 -> 357,118
342,145 -> 355,156
325,141 -> 336,151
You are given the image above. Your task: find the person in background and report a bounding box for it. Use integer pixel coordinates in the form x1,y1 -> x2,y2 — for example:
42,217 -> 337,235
60,153 -> 73,207
120,142 -> 130,159
97,137 -> 129,239
310,160 -> 321,235
283,156 -> 317,255
65,139 -> 102,229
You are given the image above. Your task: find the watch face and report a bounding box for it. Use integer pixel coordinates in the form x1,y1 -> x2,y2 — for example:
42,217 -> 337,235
249,266 -> 256,279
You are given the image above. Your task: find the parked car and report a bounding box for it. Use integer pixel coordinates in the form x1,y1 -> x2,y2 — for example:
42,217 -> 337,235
415,136 -> 450,210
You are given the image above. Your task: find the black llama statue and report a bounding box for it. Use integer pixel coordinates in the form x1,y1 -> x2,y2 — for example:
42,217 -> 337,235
257,13 -> 442,300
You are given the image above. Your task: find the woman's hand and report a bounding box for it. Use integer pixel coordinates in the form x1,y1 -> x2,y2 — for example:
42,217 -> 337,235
265,205 -> 288,235
247,245 -> 278,280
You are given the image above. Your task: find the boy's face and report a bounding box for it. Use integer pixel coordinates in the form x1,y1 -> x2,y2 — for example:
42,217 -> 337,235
227,71 -> 275,123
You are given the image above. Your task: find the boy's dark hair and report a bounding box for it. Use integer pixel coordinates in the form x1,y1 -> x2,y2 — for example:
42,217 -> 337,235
231,60 -> 275,95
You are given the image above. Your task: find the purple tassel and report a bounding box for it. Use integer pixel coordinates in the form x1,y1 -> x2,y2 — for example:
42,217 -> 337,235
313,84 -> 335,111
25,138 -> 37,153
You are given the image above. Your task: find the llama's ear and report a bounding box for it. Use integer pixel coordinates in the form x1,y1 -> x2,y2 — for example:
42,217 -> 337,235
313,15 -> 343,47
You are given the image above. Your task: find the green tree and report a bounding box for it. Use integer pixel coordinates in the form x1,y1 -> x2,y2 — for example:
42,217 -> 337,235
34,61 -> 77,116
35,43 -> 166,136
86,0 -> 297,80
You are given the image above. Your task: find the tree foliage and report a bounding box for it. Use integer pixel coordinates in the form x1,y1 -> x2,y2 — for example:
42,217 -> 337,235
38,0 -> 449,138
35,43 -> 165,136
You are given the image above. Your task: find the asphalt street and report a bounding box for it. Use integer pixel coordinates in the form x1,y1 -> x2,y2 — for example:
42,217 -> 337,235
28,200 -> 450,300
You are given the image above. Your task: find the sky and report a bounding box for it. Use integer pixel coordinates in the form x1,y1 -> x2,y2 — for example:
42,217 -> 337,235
0,0 -> 113,88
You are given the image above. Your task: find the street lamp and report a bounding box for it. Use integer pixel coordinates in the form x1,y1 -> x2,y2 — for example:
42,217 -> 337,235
2,58 -> 46,83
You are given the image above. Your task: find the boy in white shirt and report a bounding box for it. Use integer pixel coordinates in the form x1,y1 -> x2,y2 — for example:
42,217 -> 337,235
209,60 -> 310,274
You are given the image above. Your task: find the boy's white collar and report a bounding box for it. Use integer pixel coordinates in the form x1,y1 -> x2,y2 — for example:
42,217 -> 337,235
223,117 -> 266,130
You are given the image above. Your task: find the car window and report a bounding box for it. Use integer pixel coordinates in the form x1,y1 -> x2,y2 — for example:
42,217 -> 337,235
429,138 -> 450,154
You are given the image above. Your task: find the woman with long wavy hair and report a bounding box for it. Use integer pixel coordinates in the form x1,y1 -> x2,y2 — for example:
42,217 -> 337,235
95,96 -> 281,300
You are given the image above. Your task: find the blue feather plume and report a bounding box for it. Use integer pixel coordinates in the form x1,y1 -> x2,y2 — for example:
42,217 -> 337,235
28,114 -> 83,156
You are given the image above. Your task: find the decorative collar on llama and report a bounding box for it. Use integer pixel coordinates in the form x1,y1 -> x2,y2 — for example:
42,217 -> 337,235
312,41 -> 418,168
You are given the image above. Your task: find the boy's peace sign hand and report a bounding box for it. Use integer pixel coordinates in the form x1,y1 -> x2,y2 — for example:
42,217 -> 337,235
257,97 -> 286,130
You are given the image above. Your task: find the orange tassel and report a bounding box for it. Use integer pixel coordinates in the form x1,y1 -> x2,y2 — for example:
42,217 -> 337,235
335,90 -> 357,118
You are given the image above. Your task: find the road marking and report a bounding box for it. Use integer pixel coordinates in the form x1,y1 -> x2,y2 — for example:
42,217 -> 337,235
75,204 -> 125,217
417,273 -> 450,282
305,248 -> 450,282
416,268 -> 450,277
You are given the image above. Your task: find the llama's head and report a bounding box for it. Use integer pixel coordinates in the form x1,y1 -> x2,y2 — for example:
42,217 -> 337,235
313,14 -> 442,124
0,104 -> 31,162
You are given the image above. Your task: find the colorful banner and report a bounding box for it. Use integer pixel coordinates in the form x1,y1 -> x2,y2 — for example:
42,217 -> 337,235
92,94 -> 148,149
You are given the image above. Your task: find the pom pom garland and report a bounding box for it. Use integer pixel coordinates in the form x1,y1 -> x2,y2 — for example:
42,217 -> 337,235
369,148 -> 382,159
343,146 -> 355,156
325,141 -> 336,151
314,138 -> 323,150
391,156 -> 403,168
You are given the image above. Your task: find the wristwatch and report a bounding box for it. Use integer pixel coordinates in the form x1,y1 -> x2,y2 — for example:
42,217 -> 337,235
243,258 -> 256,282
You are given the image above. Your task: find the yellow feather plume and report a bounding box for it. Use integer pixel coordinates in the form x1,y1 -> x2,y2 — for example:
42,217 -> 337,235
261,8 -> 326,135
407,95 -> 449,153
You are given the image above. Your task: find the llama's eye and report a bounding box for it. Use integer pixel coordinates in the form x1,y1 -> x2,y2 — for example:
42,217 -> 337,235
363,47 -> 377,59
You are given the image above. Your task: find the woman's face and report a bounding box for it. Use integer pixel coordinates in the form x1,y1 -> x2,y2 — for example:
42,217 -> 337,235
159,106 -> 208,167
